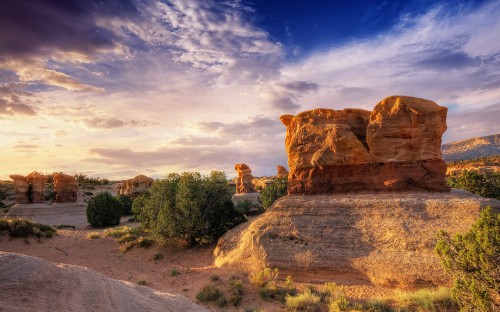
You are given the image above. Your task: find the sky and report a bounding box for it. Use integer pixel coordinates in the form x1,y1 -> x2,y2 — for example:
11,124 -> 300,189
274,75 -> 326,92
1,0 -> 499,180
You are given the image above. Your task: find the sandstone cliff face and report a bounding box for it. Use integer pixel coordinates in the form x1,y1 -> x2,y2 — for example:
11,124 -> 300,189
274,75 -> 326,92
117,175 -> 154,198
235,164 -> 255,194
281,96 -> 449,194
53,173 -> 79,203
214,191 -> 500,288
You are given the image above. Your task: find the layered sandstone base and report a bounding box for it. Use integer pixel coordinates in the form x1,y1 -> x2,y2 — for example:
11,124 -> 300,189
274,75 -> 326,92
289,159 -> 449,194
214,191 -> 500,288
6,203 -> 88,227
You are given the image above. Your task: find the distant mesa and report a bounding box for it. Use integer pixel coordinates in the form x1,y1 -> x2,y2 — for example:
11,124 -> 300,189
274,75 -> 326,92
281,95 -> 449,194
116,174 -> 154,198
53,173 -> 79,203
442,134 -> 500,162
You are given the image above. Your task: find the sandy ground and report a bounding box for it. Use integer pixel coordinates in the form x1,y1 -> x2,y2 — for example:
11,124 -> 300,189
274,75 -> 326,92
0,221 -> 397,311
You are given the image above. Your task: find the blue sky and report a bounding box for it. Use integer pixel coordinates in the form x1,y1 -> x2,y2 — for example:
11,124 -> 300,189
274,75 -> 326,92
0,0 -> 499,179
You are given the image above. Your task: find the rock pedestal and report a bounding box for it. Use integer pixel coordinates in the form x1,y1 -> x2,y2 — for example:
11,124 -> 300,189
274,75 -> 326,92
10,172 -> 48,204
234,164 -> 255,194
281,96 -> 449,194
9,175 -> 30,204
53,173 -> 79,203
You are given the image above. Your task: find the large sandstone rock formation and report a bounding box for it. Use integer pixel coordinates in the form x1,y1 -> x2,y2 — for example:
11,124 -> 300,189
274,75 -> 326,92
53,173 -> 79,203
0,252 -> 207,312
277,165 -> 289,178
215,191 -> 500,288
281,96 -> 449,194
234,164 -> 255,194
117,175 -> 154,198
9,172 -> 48,204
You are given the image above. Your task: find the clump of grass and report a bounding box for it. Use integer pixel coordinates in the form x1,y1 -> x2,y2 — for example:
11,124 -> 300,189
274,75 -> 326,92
152,251 -> 163,260
209,274 -> 220,282
286,288 -> 321,312
396,287 -> 456,311
170,268 -> 180,276
137,279 -> 147,286
196,285 -> 226,307
104,226 -> 154,252
250,267 -> 279,287
86,232 -> 100,239
0,218 -> 56,239
228,276 -> 243,306
251,268 -> 296,303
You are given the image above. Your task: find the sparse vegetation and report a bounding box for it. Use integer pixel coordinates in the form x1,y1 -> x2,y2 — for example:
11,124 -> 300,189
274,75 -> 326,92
76,174 -> 109,187
116,194 -> 133,216
436,206 -> 500,311
0,218 -> 56,238
137,279 -> 147,286
196,285 -> 226,307
134,171 -> 245,246
228,275 -> 243,306
104,226 -> 154,252
169,268 -> 180,276
210,274 -> 220,282
447,171 -> 500,200
286,288 -> 321,312
86,192 -> 123,227
395,287 -> 456,311
251,268 -> 296,303
260,177 -> 287,208
86,232 -> 100,239
152,251 -> 163,260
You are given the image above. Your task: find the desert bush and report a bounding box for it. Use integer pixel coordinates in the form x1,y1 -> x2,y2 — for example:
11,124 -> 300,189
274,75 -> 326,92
210,274 -> 220,282
0,218 -> 55,238
137,279 -> 147,286
435,206 -> 500,311
447,171 -> 500,200
250,267 -> 279,287
152,251 -> 163,260
104,226 -> 153,252
170,268 -> 180,276
286,288 -> 321,312
196,285 -> 226,306
396,287 -> 456,311
116,194 -> 133,216
86,192 -> 123,227
260,177 -> 287,208
137,171 -> 245,246
76,174 -> 109,186
228,276 -> 243,306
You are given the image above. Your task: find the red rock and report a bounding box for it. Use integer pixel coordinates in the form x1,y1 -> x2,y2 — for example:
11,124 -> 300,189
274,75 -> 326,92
53,173 -> 79,203
277,165 -> 289,178
9,175 -> 30,204
26,172 -> 48,204
118,175 -> 154,198
234,164 -> 255,194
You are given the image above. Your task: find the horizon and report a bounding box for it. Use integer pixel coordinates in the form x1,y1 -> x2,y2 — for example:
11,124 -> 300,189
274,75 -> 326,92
1,0 -> 500,180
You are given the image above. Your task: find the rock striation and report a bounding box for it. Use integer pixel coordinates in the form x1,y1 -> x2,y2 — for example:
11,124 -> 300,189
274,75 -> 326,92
9,172 -> 48,204
117,175 -> 154,198
234,164 -> 255,194
215,191 -> 500,288
53,173 -> 79,203
281,96 -> 449,194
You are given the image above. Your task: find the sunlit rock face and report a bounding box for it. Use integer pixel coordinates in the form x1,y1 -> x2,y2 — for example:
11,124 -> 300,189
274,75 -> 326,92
53,173 -> 79,203
117,175 -> 154,198
234,163 -> 255,194
281,96 -> 449,194
277,165 -> 289,178
10,172 -> 48,204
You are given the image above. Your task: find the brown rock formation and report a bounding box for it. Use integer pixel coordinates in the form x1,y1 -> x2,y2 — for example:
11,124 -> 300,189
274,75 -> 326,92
281,96 -> 449,194
277,165 -> 289,178
53,173 -> 79,203
234,164 -> 255,194
118,175 -> 154,198
215,191 -> 500,288
9,175 -> 30,204
10,172 -> 48,204
26,172 -> 48,204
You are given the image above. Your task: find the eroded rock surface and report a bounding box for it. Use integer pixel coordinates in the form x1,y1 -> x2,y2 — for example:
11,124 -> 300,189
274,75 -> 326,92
10,172 -> 48,204
9,175 -> 30,204
117,175 -> 154,198
234,164 -> 255,194
53,173 -> 79,203
277,165 -> 289,178
281,96 -> 449,194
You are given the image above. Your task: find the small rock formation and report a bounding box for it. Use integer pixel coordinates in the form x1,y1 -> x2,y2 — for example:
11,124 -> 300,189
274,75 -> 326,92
234,164 -> 255,194
53,173 -> 79,203
10,172 -> 48,204
277,165 -> 289,178
281,96 -> 449,194
117,175 -> 154,198
9,175 -> 30,204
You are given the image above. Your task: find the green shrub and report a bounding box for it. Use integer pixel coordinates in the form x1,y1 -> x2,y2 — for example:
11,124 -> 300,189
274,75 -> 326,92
136,171 -> 245,246
286,288 -> 321,312
170,268 -> 180,276
260,177 -> 287,208
0,218 -> 56,238
435,206 -> 500,311
235,200 -> 253,214
86,192 -> 123,227
116,194 -> 133,215
229,276 -> 243,306
447,171 -> 500,200
196,285 -> 225,306
153,251 -> 163,260
137,279 -> 147,286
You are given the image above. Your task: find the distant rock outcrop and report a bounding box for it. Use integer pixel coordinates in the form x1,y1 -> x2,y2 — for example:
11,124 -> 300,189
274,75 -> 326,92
281,96 -> 449,194
53,173 -> 79,203
442,134 -> 500,162
117,175 -> 154,198
9,172 -> 48,204
234,164 -> 255,194
215,191 -> 500,288
277,165 -> 289,178
0,252 -> 207,312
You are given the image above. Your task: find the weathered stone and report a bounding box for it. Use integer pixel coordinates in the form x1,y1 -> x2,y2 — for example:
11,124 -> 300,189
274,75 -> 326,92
9,175 -> 30,204
53,173 -> 79,203
25,172 -> 48,204
280,96 -> 449,194
118,175 -> 154,198
234,164 -> 255,194
215,191 -> 500,288
277,165 -> 289,178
